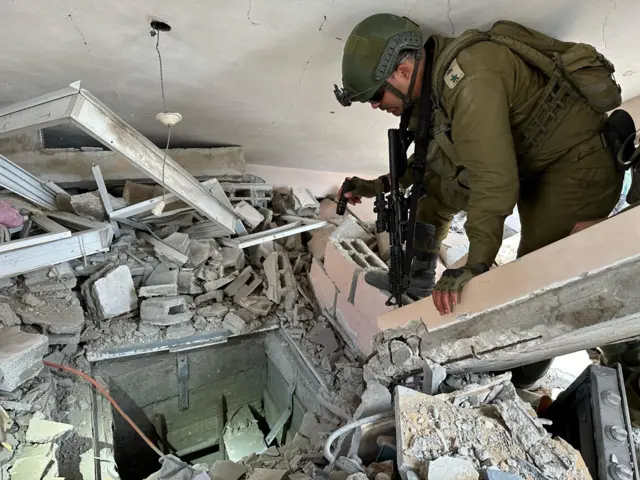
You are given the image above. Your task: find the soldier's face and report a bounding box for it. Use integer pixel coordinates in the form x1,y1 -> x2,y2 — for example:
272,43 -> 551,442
370,61 -> 414,117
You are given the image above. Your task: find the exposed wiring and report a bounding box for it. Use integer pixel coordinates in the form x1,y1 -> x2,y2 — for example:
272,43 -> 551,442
154,30 -> 167,113
43,360 -> 164,458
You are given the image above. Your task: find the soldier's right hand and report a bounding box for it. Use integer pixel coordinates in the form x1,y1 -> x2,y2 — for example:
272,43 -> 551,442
339,176 -> 384,204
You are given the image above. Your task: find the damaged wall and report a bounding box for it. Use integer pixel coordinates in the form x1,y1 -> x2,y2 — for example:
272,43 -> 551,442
0,0 -> 639,176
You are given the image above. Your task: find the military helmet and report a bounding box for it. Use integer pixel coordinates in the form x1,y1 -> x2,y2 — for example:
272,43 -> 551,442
334,13 -> 423,106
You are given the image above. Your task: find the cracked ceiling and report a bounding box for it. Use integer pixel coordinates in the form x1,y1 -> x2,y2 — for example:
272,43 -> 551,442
0,0 -> 639,175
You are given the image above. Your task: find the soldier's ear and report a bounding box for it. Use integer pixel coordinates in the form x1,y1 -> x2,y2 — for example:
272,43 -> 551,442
395,62 -> 413,81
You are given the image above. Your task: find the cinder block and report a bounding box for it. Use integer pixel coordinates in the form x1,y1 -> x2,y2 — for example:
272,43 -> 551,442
308,259 -> 338,316
335,295 -> 378,357
91,265 -> 138,319
140,296 -> 193,326
324,239 -> 387,302
264,252 -> 297,305
307,226 -> 337,261
0,328 -> 48,391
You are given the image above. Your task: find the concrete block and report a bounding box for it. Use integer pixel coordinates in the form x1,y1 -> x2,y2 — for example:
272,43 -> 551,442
209,460 -> 247,480
352,271 -> 396,323
140,296 -> 194,326
234,275 -> 263,299
17,298 -> 85,334
26,418 -> 73,443
205,274 -> 238,292
307,226 -> 337,261
222,183 -> 273,208
187,239 -> 211,268
248,469 -> 288,480
68,191 -> 107,221
139,284 -> 178,297
236,295 -> 273,316
234,200 -> 265,229
264,252 -> 297,305
440,231 -> 470,267
178,270 -> 204,294
335,295 -> 377,357
163,232 -> 190,253
329,214 -> 373,242
0,328 -> 48,391
221,246 -> 245,270
0,303 -> 20,327
291,187 -> 320,217
308,259 -> 337,316
428,457 -> 479,480
324,239 -> 386,302
194,290 -> 224,306
145,263 -> 178,286
90,265 -> 138,320
196,304 -> 230,319
24,262 -> 77,294
222,312 -> 247,334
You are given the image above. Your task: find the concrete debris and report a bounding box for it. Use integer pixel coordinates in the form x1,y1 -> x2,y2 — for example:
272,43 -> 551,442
235,201 -> 265,229
187,239 -> 211,268
205,273 -> 238,292
209,460 -> 247,480
141,232 -> 189,266
353,382 -> 392,419
145,263 -> 179,287
223,406 -> 266,462
24,262 -> 76,295
140,296 -> 194,326
178,270 -> 205,294
291,188 -> 320,217
264,252 -> 297,306
390,340 -> 413,366
67,190 -> 108,221
248,468 -> 288,480
222,312 -> 247,334
236,295 -> 273,316
197,303 -> 230,319
329,214 -> 373,242
221,246 -> 245,270
0,303 -> 20,327
427,456 -> 479,480
25,418 -> 73,443
9,442 -> 60,480
222,183 -> 273,208
194,290 -> 224,306
0,328 -> 48,391
308,324 -> 339,355
90,265 -> 138,320
16,297 -> 85,335
166,321 -> 196,339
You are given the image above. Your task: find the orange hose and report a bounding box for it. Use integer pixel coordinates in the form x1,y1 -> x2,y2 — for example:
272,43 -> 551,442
43,360 -> 163,458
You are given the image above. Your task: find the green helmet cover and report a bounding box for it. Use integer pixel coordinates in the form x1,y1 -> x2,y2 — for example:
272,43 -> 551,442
337,13 -> 423,104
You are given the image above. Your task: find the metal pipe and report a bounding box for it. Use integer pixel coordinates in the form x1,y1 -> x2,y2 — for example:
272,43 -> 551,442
323,411 -> 394,463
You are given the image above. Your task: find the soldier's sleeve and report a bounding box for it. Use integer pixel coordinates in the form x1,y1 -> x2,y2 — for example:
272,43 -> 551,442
447,71 -> 519,267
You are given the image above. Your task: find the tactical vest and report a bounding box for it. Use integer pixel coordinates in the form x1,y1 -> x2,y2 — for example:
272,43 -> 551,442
426,21 -> 622,206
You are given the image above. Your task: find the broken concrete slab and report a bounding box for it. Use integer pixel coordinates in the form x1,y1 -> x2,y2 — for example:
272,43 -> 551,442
17,297 -> 85,334
0,303 -> 20,327
389,340 -> 413,367
163,232 -> 190,253
248,468 -> 289,480
307,226 -> 337,261
234,200 -> 265,229
224,266 -> 255,297
196,304 -> 230,319
222,312 -> 247,334
24,262 -> 77,294
428,457 -> 479,480
140,296 -> 194,326
66,190 -> 108,221
9,443 -> 60,480
26,418 -> 73,443
209,460 -> 247,480
236,295 -> 273,316
353,382 -> 391,419
145,263 -> 179,286
0,328 -> 48,391
90,265 -> 138,320
187,239 -> 211,268
221,246 -> 245,270
178,270 -> 204,295
166,322 -> 196,339
194,290 -> 224,306
139,283 -> 178,297
291,188 -> 320,217
223,405 -> 266,462
205,273 -> 238,292
140,232 -> 189,266
329,214 -> 373,242
308,324 -> 338,355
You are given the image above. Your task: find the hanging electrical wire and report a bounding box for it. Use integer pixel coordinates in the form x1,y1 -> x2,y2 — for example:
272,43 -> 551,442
150,21 -> 182,215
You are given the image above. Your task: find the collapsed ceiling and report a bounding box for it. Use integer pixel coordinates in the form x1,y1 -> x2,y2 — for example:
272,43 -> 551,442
0,0 -> 639,175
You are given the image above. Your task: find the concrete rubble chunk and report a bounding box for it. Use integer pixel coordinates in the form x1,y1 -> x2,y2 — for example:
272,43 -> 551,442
440,231 -> 470,268
194,290 -> 224,306
140,296 -> 194,326
329,214 -> 373,242
222,312 -> 247,334
264,252 -> 297,305
26,418 -> 73,443
291,187 -> 320,217
235,295 -> 272,316
354,382 -> 391,419
178,270 -> 204,294
308,324 -> 338,355
484,469 -> 525,480
142,232 -> 189,266
422,362 -> 447,395
90,265 -> 138,320
209,460 -> 247,480
139,283 -> 178,297
197,304 -> 230,319
345,474 -> 368,480
222,246 -> 245,270
390,340 -> 413,366
223,405 -> 266,462
0,328 -> 48,391
224,266 -> 255,297
10,443 -> 60,480
24,262 -> 77,294
205,273 -> 238,292
67,190 -> 107,221
235,200 -> 265,229
145,263 -> 179,286
163,232 -> 190,253
0,303 -> 20,326
428,457 -> 479,480
166,321 -> 196,339
17,298 -> 85,334
188,239 -> 211,268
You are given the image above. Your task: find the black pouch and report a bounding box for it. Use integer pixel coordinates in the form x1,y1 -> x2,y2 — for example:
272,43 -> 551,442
603,109 -> 636,171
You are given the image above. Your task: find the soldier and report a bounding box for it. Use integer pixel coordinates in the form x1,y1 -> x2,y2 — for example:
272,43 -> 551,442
334,14 -> 624,316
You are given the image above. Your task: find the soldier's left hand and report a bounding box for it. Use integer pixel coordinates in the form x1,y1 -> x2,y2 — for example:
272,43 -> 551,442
433,264 -> 489,315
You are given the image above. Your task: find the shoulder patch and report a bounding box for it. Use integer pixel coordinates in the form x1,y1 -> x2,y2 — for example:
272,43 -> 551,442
444,58 -> 465,89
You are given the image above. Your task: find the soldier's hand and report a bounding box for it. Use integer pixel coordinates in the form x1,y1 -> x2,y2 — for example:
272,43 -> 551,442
339,177 -> 363,205
340,176 -> 387,203
433,264 -> 489,315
